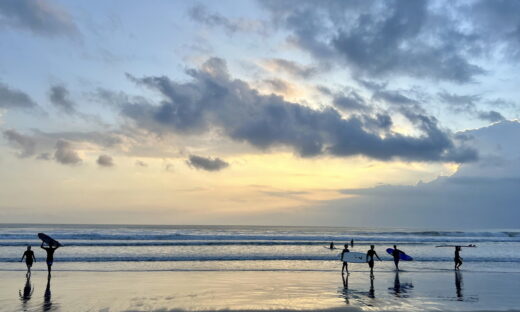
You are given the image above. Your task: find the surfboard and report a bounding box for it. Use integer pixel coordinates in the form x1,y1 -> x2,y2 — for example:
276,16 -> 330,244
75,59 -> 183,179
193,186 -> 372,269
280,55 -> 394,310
339,251 -> 366,263
386,248 -> 413,261
435,245 -> 477,248
38,233 -> 62,247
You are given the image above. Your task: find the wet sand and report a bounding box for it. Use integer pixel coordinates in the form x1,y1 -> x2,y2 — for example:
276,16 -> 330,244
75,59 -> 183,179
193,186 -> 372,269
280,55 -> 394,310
1,269 -> 519,311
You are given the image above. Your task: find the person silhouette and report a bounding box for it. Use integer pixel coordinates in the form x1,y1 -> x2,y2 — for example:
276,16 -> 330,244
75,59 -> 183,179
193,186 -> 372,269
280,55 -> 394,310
341,244 -> 350,274
340,272 -> 350,304
41,242 -> 59,276
366,245 -> 381,275
454,246 -> 463,270
20,246 -> 36,276
391,245 -> 403,271
330,242 -> 335,249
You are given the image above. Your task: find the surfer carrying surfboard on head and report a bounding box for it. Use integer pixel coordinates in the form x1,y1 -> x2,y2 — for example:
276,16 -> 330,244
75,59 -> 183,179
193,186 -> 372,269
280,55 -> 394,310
341,244 -> 350,274
41,241 -> 60,276
20,246 -> 36,276
366,245 -> 381,276
454,246 -> 463,270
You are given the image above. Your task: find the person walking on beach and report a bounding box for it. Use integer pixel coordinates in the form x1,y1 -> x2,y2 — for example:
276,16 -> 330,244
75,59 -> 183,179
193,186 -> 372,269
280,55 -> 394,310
366,245 -> 381,276
454,246 -> 463,270
41,242 -> 59,276
391,245 -> 403,271
341,244 -> 350,274
20,246 -> 36,276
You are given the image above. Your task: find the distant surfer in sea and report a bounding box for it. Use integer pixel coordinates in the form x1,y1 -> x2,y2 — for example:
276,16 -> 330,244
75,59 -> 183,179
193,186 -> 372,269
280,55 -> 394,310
20,246 -> 36,276
351,239 -> 354,248
341,243 -> 350,274
391,245 -> 403,271
330,242 -> 335,249
366,245 -> 381,276
41,242 -> 60,276
454,246 -> 463,270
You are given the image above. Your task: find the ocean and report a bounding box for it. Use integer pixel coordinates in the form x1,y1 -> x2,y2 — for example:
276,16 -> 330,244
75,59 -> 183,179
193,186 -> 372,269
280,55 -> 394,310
2,224 -> 519,274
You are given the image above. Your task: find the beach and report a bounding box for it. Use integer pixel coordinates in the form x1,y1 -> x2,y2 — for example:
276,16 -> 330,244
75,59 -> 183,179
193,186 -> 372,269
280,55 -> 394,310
1,224 -> 520,311
1,270 -> 520,311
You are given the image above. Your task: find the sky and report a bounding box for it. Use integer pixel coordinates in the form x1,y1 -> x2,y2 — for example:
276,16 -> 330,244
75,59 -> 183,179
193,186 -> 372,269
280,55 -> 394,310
1,0 -> 519,228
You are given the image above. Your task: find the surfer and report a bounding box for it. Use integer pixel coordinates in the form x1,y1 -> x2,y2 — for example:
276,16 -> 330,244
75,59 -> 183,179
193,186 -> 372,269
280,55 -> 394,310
41,242 -> 60,276
391,245 -> 403,270
20,246 -> 36,276
454,246 -> 463,270
341,244 -> 350,274
366,245 -> 382,275
351,239 -> 354,248
330,242 -> 335,249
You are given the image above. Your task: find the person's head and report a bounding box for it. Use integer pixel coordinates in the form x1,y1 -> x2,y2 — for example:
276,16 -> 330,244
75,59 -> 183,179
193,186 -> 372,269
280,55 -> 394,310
370,245 -> 374,250
344,244 -> 348,248
27,245 -> 31,250
456,246 -> 461,251
393,245 -> 397,249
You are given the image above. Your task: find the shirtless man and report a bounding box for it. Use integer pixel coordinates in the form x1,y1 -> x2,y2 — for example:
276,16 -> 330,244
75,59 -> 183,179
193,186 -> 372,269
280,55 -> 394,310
20,246 -> 36,276
366,245 -> 382,276
41,242 -> 59,276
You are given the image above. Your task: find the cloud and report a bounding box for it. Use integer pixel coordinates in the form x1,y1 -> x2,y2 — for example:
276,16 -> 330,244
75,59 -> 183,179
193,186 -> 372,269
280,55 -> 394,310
122,58 -> 476,162
477,110 -> 505,123
189,4 -> 267,35
438,92 -> 481,114
54,139 -> 81,165
262,58 -> 319,78
332,90 -> 369,113
0,82 -> 37,110
2,129 -> 36,157
0,0 -> 78,37
49,84 -> 75,114
135,160 -> 147,167
261,0 -> 485,83
97,154 -> 114,167
325,120 -> 520,228
186,154 -> 229,172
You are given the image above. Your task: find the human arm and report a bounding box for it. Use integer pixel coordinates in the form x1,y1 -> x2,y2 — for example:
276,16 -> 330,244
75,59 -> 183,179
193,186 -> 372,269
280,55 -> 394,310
375,252 -> 382,261
20,252 -> 25,262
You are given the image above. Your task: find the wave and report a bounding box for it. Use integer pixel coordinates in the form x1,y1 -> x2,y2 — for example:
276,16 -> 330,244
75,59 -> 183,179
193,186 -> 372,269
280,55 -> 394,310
2,255 -> 520,263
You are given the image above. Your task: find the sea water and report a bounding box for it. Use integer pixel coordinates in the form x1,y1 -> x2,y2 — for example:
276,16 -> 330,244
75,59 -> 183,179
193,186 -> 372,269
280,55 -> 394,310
1,224 -> 519,273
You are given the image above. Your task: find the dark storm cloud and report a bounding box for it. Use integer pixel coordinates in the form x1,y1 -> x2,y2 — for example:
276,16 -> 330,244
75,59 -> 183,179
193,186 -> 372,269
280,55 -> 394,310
0,82 -> 37,110
49,84 -> 75,114
2,129 -> 36,158
186,155 -> 229,172
260,0 -> 485,83
121,58 -> 476,163
0,0 -> 78,37
54,139 -> 81,165
97,154 -> 114,167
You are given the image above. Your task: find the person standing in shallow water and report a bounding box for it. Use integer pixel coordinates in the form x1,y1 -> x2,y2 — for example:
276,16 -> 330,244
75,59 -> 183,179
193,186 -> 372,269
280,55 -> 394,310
341,244 -> 350,274
20,246 -> 36,276
41,242 -> 59,276
366,245 -> 381,276
454,246 -> 463,270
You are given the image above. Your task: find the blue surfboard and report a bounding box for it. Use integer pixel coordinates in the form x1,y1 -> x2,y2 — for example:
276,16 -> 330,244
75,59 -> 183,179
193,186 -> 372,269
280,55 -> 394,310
386,248 -> 412,261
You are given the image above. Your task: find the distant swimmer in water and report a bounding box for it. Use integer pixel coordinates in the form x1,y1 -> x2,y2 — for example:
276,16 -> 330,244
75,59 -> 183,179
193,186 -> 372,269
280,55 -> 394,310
20,246 -> 36,276
41,242 -> 59,276
454,246 -> 463,270
391,245 -> 403,271
330,242 -> 335,249
341,244 -> 350,274
351,239 -> 354,248
366,245 -> 382,275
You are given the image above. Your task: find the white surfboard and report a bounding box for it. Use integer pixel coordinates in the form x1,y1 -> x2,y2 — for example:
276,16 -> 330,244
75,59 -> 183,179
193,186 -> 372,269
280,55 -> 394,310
339,251 -> 366,263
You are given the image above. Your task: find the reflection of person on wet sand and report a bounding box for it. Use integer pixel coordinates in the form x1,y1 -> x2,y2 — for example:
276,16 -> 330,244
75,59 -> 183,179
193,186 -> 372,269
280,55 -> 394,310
368,274 -> 375,298
393,270 -> 401,295
43,275 -> 52,311
340,273 -> 350,304
19,274 -> 34,306
20,246 -> 36,276
455,271 -> 463,300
